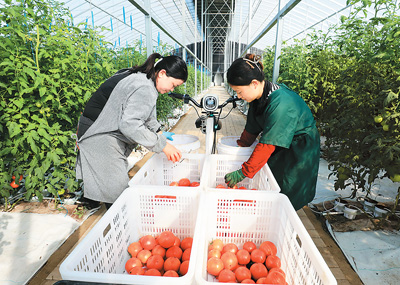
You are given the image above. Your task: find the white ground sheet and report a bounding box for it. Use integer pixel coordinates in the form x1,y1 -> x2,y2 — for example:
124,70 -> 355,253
0,212 -> 80,285
313,158 -> 400,285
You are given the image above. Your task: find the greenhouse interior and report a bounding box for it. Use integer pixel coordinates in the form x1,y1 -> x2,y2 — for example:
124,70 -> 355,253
0,0 -> 399,284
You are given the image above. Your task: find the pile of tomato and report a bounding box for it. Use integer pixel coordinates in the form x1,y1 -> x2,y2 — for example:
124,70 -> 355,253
169,178 -> 200,187
125,231 -> 193,277
216,184 -> 256,190
207,239 -> 287,284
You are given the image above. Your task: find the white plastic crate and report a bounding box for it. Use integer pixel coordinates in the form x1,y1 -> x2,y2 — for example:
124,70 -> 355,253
60,186 -> 201,284
195,190 -> 337,285
129,152 -> 205,188
201,154 -> 280,191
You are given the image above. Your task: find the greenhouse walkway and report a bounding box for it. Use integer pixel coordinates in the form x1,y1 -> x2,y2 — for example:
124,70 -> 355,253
31,86 -> 362,284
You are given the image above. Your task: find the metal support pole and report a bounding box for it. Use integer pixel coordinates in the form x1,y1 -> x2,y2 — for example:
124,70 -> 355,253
181,0 -> 187,95
144,0 -> 152,57
272,0 -> 283,83
195,0 -> 198,96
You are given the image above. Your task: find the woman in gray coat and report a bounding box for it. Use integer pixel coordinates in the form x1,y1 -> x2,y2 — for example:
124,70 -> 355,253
75,53 -> 187,204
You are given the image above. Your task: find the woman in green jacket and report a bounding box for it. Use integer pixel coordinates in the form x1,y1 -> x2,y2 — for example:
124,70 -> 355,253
224,54 -> 320,210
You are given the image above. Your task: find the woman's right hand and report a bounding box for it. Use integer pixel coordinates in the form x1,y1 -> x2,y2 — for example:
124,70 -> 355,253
162,142 -> 182,162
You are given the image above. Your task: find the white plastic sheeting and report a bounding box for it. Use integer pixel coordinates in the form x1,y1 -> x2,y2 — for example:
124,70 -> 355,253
312,154 -> 400,285
0,212 -> 80,285
327,225 -> 400,285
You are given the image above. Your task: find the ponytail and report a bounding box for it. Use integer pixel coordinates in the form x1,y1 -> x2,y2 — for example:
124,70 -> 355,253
227,53 -> 264,86
130,53 -> 188,82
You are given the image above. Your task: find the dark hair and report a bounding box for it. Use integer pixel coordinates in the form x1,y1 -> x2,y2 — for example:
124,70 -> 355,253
130,53 -> 188,82
227,54 -> 264,86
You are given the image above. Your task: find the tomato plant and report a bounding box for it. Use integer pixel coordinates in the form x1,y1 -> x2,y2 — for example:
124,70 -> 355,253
0,0 -> 209,207
262,0 -> 400,222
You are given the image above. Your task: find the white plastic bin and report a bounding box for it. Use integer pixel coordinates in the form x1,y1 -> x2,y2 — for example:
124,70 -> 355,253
201,154 -> 280,191
129,152 -> 205,188
195,189 -> 337,285
216,136 -> 257,156
60,186 -> 201,284
169,134 -> 200,153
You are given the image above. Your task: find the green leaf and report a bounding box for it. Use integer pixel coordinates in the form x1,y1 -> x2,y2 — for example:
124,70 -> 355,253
37,128 -> 52,141
8,122 -> 21,138
13,99 -> 24,109
39,87 -> 47,97
27,135 -> 39,153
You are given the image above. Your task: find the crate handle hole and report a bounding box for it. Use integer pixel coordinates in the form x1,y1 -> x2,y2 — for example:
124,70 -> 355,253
103,223 -> 111,238
295,234 -> 302,248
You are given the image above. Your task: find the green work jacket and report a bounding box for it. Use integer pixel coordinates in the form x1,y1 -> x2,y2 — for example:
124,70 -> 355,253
245,84 -> 320,210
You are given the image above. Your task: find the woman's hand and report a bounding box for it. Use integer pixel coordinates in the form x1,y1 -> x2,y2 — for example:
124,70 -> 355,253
162,142 -> 182,162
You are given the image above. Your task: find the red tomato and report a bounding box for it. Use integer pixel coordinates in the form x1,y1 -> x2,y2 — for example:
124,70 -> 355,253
125,257 -> 142,272
269,267 -> 286,278
173,236 -> 181,247
218,269 -> 236,283
127,242 -> 143,258
169,181 -> 179,186
251,249 -> 266,263
128,266 -> 145,275
241,279 -> 256,283
265,255 -> 281,270
222,243 -> 238,254
216,184 -> 226,188
178,178 -> 191,186
152,244 -> 166,258
163,270 -> 179,277
179,260 -> 190,276
164,257 -> 181,272
208,248 -> 222,260
250,263 -> 268,281
243,241 -> 257,253
209,239 -> 224,252
235,266 -> 252,283
207,257 -> 224,276
239,186 -> 247,189
146,254 -> 164,271
236,249 -> 251,265
265,271 -> 286,284
221,252 -> 238,270
157,231 -> 176,249
190,181 -> 200,187
180,237 -> 193,250
144,268 -> 161,276
256,277 -> 269,284
10,181 -> 19,188
182,247 -> 191,261
166,245 -> 183,259
259,241 -> 277,256
140,235 -> 156,251
136,249 -> 152,264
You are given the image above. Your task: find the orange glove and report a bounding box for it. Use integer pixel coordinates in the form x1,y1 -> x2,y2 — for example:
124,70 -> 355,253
242,143 -> 275,178
237,129 -> 258,147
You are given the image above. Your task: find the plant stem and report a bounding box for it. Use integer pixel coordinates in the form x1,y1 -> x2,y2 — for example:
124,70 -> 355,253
35,25 -> 40,72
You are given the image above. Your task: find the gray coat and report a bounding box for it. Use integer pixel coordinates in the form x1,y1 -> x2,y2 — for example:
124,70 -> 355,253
76,72 -> 167,203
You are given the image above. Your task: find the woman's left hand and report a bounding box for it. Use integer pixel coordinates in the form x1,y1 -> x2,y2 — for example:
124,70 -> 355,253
162,142 -> 182,162
224,169 -> 246,187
